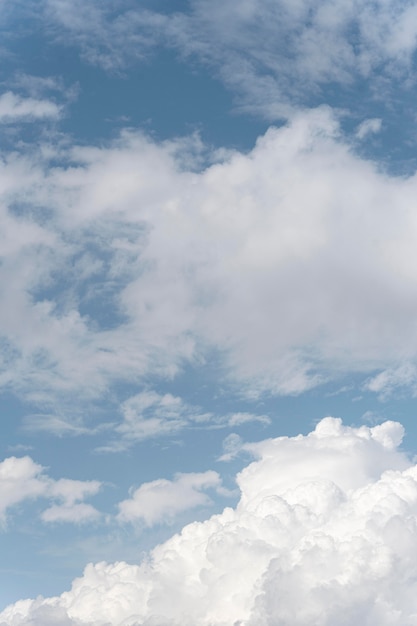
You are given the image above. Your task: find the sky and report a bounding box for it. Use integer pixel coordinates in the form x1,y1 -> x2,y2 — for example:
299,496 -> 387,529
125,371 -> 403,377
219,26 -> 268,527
2,0 -> 417,623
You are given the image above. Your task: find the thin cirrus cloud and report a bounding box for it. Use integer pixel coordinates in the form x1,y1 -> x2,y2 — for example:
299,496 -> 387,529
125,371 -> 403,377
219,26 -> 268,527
3,107 -> 417,414
0,456 -> 101,525
3,417 -> 417,625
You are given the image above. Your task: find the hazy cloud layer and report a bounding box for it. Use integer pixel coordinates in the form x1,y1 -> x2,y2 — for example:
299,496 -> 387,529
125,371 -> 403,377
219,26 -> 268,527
3,418 -> 417,624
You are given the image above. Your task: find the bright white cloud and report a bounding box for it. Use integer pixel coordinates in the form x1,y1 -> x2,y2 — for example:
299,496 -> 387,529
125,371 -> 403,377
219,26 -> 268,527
4,108 -> 417,409
41,503 -> 100,524
0,92 -> 61,122
117,470 -> 221,525
0,456 -> 101,525
0,456 -> 47,522
4,418 -> 417,624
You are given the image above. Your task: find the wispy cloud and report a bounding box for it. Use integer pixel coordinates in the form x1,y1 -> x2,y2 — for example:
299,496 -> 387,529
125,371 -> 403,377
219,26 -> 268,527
38,0 -> 417,117
364,363 -> 417,399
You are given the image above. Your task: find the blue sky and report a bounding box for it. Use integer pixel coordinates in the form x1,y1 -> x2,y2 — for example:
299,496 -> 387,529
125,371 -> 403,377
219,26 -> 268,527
3,1 -> 417,623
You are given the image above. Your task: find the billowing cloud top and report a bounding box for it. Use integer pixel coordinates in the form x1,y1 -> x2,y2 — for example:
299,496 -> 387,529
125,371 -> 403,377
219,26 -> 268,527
3,418 -> 417,625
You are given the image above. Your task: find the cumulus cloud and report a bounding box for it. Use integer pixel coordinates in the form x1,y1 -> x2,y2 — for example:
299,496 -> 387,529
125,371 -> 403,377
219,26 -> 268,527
4,418 -> 417,624
117,470 -> 222,526
0,456 -> 101,525
5,107 -> 417,410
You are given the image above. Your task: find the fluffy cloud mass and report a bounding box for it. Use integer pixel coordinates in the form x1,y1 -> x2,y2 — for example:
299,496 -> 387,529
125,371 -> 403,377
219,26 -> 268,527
3,417 -> 417,625
4,106 -> 417,411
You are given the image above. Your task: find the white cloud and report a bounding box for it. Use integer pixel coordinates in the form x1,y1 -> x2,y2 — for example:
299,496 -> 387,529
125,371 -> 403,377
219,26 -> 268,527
0,456 -> 101,526
5,107 -> 417,410
0,91 -> 61,122
97,392 -> 270,450
117,470 -> 222,525
101,391 -> 212,449
219,432 -> 244,461
5,418 -> 417,625
227,412 -> 271,426
41,503 -> 100,524
118,391 -> 208,438
0,457 -> 47,522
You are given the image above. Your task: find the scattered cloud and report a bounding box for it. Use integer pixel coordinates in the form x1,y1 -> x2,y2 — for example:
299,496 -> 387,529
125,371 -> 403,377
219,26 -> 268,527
4,418 -> 417,624
219,432 -> 243,461
227,412 -> 270,427
117,470 -> 222,526
22,414 -> 114,438
43,0 -> 166,72
41,502 -> 100,524
95,391 -> 213,451
364,363 -> 417,399
38,0 -> 417,116
0,92 -> 61,122
355,117 -> 382,139
0,456 -> 101,526
99,392 -> 270,451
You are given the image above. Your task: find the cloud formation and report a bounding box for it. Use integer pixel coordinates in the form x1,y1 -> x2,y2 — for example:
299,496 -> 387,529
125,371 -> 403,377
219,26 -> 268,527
0,92 -> 61,122
117,470 -> 221,525
0,456 -> 101,525
3,417 -> 417,625
4,107 -> 417,414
